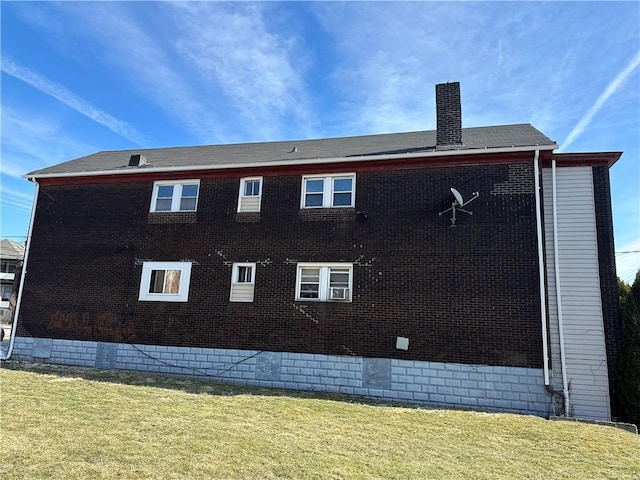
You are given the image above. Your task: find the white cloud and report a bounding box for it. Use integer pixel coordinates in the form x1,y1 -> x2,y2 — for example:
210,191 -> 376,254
312,3 -> 444,133
1,58 -> 148,146
0,106 -> 92,177
40,2 -> 228,144
168,2 -> 312,140
560,51 -> 640,152
311,2 -> 639,143
0,160 -> 30,180
46,2 -> 312,144
311,3 -> 551,134
0,186 -> 32,202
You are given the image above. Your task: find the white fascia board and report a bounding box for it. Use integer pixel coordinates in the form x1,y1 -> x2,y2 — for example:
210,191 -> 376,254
24,143 -> 558,180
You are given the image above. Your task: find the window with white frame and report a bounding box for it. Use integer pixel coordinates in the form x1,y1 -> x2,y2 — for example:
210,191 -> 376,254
150,181 -> 200,212
301,174 -> 355,208
138,261 -> 192,302
296,263 -> 353,302
1,285 -> 11,301
1,260 -> 17,273
230,262 -> 256,302
237,177 -> 262,213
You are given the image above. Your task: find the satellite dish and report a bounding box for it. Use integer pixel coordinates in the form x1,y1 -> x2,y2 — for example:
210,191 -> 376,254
450,187 -> 464,206
439,187 -> 480,226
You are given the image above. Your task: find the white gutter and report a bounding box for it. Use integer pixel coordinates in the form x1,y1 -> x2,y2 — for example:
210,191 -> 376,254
2,181 -> 39,360
24,144 -> 558,180
533,150 -> 551,386
552,159 -> 570,415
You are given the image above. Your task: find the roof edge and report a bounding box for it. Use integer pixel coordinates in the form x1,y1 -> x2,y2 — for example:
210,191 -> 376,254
550,152 -> 622,168
25,143 -> 558,180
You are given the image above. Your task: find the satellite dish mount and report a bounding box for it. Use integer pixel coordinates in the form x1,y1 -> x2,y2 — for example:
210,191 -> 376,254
439,187 -> 479,226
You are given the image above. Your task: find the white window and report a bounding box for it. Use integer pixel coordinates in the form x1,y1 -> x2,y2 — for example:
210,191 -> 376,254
138,261 -> 192,302
237,177 -> 262,213
1,261 -> 17,273
150,181 -> 200,212
301,174 -> 355,208
295,263 -> 353,302
230,263 -> 256,302
1,285 -> 11,301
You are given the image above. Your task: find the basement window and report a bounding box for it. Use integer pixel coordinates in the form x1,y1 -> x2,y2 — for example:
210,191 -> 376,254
301,174 -> 355,208
138,261 -> 192,302
295,263 -> 352,302
150,181 -> 200,212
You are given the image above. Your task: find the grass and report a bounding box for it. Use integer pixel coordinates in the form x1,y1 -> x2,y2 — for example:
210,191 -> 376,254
1,362 -> 639,479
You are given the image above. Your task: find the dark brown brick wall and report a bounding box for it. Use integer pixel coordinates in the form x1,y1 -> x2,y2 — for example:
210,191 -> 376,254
18,161 -> 544,368
592,166 -> 623,418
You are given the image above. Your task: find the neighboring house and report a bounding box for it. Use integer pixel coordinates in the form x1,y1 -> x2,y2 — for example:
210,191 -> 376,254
7,83 -> 621,421
0,239 -> 24,322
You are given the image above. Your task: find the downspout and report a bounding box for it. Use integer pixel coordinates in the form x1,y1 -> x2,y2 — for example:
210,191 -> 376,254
552,159 -> 571,416
1,180 -> 39,360
533,150 -> 552,387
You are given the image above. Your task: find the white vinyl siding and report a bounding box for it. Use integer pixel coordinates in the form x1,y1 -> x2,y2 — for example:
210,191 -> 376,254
237,178 -> 262,213
238,196 -> 261,213
230,284 -> 254,302
543,166 -> 610,421
230,263 -> 256,302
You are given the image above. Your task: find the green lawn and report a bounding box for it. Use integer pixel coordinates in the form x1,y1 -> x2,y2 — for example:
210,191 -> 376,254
1,362 -> 638,479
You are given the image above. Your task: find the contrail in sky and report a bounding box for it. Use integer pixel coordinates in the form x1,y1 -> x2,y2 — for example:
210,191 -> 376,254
1,57 -> 148,146
560,50 -> 640,151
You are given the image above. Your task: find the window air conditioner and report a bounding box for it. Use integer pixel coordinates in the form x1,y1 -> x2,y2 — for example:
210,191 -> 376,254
330,287 -> 349,300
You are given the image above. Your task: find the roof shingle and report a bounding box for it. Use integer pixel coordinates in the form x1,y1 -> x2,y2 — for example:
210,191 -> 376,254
26,123 -> 556,177
0,239 -> 25,260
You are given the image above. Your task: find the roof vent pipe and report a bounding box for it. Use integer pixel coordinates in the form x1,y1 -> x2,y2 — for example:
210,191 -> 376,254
435,82 -> 463,147
128,154 -> 147,167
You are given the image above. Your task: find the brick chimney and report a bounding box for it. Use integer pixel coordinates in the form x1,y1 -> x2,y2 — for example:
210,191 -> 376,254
435,82 -> 463,147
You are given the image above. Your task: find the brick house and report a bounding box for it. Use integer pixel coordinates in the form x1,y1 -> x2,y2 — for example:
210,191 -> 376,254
7,83 -> 621,421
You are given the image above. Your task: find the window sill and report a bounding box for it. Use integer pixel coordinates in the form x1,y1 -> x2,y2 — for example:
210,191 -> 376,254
298,207 -> 355,222
235,212 -> 261,222
294,299 -> 352,303
148,212 -> 197,224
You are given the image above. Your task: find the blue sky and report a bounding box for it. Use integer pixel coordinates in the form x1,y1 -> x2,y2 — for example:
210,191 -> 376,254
1,1 -> 639,282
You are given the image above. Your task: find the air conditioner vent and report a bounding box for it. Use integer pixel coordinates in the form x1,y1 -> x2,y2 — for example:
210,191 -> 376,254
330,287 -> 349,300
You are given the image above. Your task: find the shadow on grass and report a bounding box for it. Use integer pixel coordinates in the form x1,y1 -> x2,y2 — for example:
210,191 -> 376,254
0,360 -> 415,410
